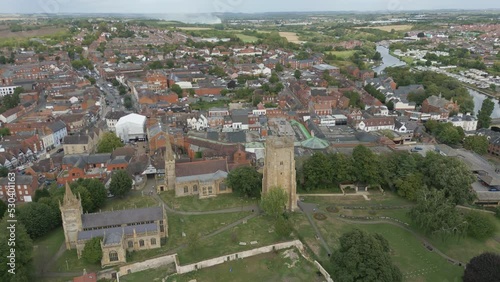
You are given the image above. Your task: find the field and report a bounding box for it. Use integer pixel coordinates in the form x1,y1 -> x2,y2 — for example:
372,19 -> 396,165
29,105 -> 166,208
177,27 -> 213,31
236,33 -> 259,43
292,193 -> 491,281
279,31 -> 303,44
0,25 -> 66,39
166,249 -> 323,282
160,190 -> 258,212
33,228 -> 65,274
356,24 -> 413,32
326,50 -> 357,59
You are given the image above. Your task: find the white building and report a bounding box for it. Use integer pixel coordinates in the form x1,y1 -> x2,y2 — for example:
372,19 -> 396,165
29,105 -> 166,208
115,113 -> 147,142
105,111 -> 128,132
448,114 -> 478,132
0,86 -> 18,97
188,115 -> 209,131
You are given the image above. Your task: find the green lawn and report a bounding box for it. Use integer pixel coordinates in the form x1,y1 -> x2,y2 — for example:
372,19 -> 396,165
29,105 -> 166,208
326,50 -> 357,59
128,212 -> 251,262
121,263 -> 176,282
160,190 -> 258,212
176,215 -> 286,265
51,249 -> 102,273
102,193 -> 158,211
166,249 -> 323,282
236,33 -> 258,43
33,227 -> 65,273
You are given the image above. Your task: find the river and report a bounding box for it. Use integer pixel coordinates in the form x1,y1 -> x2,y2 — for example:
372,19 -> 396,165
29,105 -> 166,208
373,45 -> 406,74
468,88 -> 500,118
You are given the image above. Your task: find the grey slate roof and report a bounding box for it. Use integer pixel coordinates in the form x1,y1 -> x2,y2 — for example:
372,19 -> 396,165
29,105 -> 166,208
64,134 -> 89,145
105,111 -> 128,120
47,120 -> 67,133
77,223 -> 158,245
82,206 -> 163,229
0,175 -> 33,185
227,131 -> 246,143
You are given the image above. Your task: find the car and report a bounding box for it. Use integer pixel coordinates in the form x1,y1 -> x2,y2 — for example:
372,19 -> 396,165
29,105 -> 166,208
56,148 -> 64,153
489,188 -> 499,192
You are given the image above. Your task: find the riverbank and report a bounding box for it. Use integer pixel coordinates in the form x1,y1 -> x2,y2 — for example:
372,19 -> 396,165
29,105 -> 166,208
463,84 -> 499,100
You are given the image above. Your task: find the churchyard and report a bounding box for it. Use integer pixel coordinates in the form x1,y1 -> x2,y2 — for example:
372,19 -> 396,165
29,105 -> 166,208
292,191 -> 500,282
160,190 -> 258,212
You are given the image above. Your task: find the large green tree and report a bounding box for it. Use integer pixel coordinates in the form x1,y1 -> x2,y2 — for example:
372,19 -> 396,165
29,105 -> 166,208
81,237 -> 102,264
352,145 -> 380,185
463,135 -> 489,155
260,187 -> 288,219
394,173 -> 426,201
17,202 -> 59,239
0,219 -> 33,281
409,189 -> 467,240
302,153 -> 334,191
0,166 -> 9,177
97,132 -> 124,153
109,170 -> 133,198
465,211 -> 496,241
463,252 -> 500,282
477,98 -> 495,129
226,166 -> 262,198
70,179 -> 107,213
331,229 -> 402,282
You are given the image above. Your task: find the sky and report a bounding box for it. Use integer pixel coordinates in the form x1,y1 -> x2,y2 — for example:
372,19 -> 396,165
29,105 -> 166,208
4,0 -> 500,14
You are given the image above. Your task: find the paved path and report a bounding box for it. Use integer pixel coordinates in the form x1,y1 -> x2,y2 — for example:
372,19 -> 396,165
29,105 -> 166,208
297,201 -> 332,256
337,217 -> 465,267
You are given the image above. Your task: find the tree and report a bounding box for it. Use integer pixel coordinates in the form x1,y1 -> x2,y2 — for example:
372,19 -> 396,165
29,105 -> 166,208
477,98 -> 495,129
0,166 -> 8,177
118,84 -> 127,95
269,72 -> 279,84
394,173 -> 425,201
109,170 -> 133,197
372,51 -> 382,61
97,132 -> 124,153
123,95 -> 133,110
465,211 -> 496,241
17,202 -> 59,239
0,128 -> 11,137
275,63 -> 284,72
386,100 -> 394,111
274,215 -> 292,239
417,32 -> 426,38
463,253 -> 500,282
33,188 -> 50,202
148,61 -> 163,70
260,187 -> 288,219
425,59 -> 432,67
331,229 -> 402,282
302,153 -> 333,191
352,145 -> 380,185
226,166 -> 262,198
463,135 -> 489,155
0,200 -> 6,219
81,237 -> 102,264
171,84 -> 183,98
409,188 -> 467,240
0,219 -> 33,281
294,69 -> 301,79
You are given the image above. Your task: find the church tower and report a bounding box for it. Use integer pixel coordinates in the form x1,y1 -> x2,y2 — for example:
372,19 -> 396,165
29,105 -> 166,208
262,136 -> 297,211
164,132 -> 176,191
60,182 -> 83,250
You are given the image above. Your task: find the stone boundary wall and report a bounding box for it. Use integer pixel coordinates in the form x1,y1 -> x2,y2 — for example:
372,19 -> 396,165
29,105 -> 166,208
315,260 -> 334,282
176,240 -> 304,274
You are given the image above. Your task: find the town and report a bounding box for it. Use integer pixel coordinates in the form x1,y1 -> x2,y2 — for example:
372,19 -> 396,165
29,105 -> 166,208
0,6 -> 500,282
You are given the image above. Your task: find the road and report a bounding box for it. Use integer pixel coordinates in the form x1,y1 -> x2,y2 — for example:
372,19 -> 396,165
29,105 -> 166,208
96,79 -> 126,120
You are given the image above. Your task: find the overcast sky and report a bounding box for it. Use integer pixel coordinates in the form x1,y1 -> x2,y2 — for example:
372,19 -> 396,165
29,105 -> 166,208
4,0 -> 500,14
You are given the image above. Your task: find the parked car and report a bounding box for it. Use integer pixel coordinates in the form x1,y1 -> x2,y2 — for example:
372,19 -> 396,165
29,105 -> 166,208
56,148 -> 64,153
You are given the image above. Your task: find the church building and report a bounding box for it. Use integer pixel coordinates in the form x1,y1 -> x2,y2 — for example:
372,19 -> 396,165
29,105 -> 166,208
59,183 -> 168,267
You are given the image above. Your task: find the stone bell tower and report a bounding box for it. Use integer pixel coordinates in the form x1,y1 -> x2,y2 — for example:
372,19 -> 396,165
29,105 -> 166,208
60,182 -> 83,250
262,136 -> 297,211
164,132 -> 176,191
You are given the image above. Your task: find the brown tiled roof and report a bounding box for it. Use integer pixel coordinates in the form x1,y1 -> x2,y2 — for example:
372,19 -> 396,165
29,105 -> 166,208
175,159 -> 227,177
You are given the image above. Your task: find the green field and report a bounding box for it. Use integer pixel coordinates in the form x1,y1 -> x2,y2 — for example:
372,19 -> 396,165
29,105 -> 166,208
326,50 -> 357,59
236,33 -> 259,43
160,190 -> 258,212
176,215 -> 285,265
168,249 -> 322,282
102,193 -> 158,211
33,228 -> 65,273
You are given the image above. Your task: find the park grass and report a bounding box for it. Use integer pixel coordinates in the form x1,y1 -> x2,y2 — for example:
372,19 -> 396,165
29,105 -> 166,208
302,191 -> 413,207
355,25 -> 413,32
33,227 -> 65,273
177,27 -> 213,31
121,263 -> 177,282
326,50 -> 357,59
236,33 -> 258,43
160,190 -> 258,212
176,215 -> 285,265
127,212 -> 251,262
51,249 -> 101,273
166,249 -> 323,282
101,193 -> 158,211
